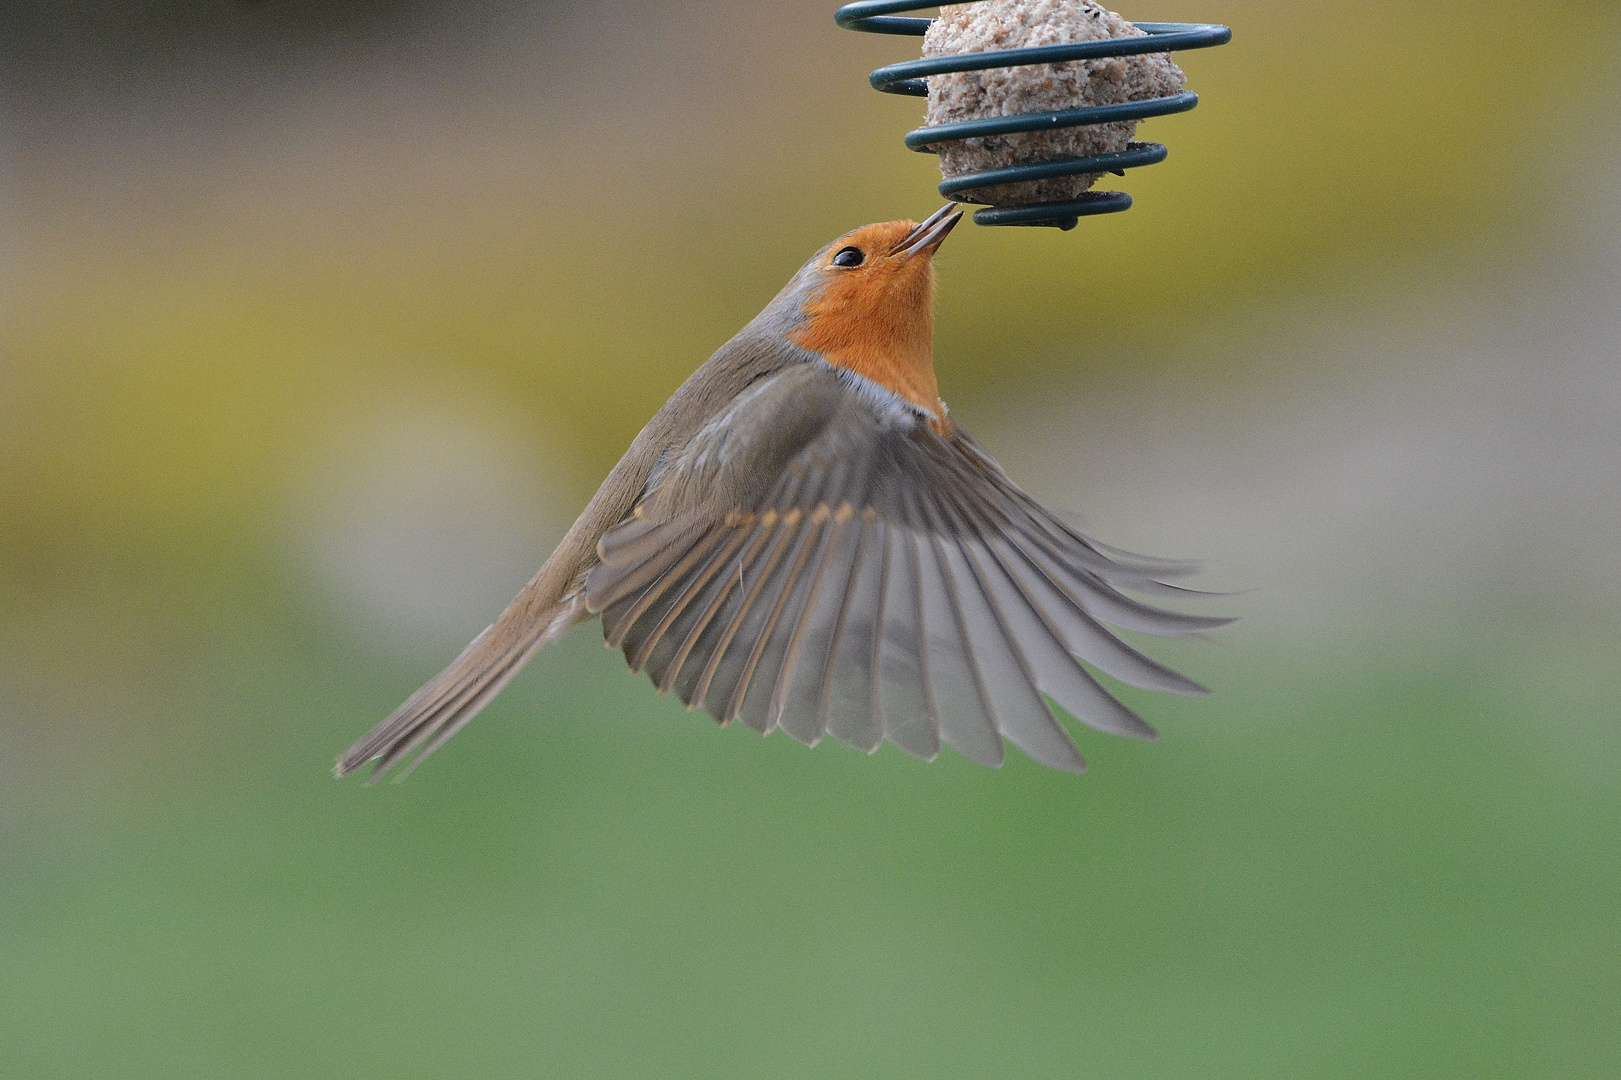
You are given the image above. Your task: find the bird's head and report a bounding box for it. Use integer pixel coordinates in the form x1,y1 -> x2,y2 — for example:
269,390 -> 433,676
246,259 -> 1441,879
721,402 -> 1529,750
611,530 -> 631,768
773,204 -> 963,425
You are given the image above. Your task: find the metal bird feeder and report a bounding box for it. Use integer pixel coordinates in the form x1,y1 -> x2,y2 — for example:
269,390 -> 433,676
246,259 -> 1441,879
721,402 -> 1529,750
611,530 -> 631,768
835,2 -> 1230,229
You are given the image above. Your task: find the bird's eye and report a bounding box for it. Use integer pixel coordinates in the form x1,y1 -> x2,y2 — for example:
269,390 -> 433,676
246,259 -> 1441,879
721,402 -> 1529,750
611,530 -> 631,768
832,246 -> 865,268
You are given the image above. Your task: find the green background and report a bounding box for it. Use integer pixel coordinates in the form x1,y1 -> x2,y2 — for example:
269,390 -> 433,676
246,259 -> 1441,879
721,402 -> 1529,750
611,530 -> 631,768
4,1 -> 1619,1076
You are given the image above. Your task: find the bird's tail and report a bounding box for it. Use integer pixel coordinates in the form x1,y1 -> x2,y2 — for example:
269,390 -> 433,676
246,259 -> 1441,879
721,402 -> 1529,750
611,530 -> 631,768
335,590 -> 588,782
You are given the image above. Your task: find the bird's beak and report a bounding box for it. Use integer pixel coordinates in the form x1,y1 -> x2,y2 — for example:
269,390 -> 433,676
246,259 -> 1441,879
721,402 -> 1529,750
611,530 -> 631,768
891,203 -> 963,259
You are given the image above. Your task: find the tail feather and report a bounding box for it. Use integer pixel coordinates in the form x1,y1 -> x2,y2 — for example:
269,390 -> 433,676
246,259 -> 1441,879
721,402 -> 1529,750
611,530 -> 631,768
336,592 -> 588,782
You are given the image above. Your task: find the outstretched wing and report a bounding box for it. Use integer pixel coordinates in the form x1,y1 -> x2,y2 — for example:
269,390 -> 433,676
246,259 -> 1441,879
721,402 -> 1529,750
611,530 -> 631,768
584,361 -> 1230,773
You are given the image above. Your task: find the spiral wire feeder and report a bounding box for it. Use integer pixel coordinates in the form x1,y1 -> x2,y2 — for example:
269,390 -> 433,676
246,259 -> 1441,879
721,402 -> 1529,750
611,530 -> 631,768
835,2 -> 1231,228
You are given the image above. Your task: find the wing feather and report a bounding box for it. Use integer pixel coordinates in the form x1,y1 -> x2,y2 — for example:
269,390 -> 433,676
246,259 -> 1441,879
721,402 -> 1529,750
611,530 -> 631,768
992,533 -> 1208,695
898,481 -> 1018,768
731,511 -> 831,733
731,452 -> 857,735
938,493 -> 1160,743
692,510 -> 804,725
618,526 -> 736,674
596,511 -> 690,569
637,527 -> 754,690
880,510 -> 942,762
822,514 -> 885,753
583,361 -> 1228,774
1010,529 -> 1233,637
590,518 -> 708,618
920,491 -> 1086,774
598,525 -> 720,650
771,506 -> 859,745
662,525 -> 770,707
942,474 -> 1213,696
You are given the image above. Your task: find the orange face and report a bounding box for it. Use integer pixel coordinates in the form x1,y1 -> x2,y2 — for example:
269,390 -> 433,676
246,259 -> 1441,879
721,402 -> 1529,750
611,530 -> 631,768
788,214 -> 958,428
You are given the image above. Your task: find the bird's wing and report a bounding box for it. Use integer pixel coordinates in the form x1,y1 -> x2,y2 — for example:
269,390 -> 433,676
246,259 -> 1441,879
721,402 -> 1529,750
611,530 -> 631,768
584,361 -> 1230,773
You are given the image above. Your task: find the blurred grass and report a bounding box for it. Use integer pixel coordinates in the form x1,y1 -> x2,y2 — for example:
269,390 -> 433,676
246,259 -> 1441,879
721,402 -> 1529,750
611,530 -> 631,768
4,614 -> 1619,1078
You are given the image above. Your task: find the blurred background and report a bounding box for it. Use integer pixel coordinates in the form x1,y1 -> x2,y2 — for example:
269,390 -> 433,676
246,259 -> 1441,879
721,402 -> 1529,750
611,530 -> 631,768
3,1 -> 1619,1075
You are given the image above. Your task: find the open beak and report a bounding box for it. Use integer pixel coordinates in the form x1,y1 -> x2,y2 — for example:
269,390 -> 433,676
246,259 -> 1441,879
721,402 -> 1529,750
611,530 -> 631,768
891,203 -> 963,259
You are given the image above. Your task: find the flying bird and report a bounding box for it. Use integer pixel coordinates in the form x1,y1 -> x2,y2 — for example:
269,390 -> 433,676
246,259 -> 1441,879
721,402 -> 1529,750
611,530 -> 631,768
337,205 -> 1228,782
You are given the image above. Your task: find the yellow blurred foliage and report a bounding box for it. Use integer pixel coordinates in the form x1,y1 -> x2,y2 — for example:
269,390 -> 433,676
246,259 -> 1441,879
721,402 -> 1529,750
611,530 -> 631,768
1,0 -> 1614,569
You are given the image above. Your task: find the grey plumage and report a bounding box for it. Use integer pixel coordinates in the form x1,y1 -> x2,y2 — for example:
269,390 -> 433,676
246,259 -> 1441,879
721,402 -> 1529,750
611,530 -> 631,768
337,213 -> 1227,782
583,361 -> 1228,775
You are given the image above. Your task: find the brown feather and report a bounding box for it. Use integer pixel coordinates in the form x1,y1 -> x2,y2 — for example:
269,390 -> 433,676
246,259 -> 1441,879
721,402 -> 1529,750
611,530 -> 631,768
336,328 -> 817,780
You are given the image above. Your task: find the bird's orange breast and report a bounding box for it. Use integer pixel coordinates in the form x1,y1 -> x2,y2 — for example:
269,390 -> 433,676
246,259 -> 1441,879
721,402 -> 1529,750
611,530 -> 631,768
788,238 -> 948,432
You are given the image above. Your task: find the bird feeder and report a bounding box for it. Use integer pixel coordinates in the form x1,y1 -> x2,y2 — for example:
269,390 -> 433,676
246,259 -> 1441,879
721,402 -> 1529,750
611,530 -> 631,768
835,1 -> 1231,229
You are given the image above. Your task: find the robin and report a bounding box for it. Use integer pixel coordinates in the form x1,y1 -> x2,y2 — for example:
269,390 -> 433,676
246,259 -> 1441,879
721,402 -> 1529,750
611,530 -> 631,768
337,205 -> 1228,782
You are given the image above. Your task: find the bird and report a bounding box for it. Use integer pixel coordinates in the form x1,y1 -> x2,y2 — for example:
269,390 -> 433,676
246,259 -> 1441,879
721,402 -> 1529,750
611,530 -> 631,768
336,204 -> 1229,782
